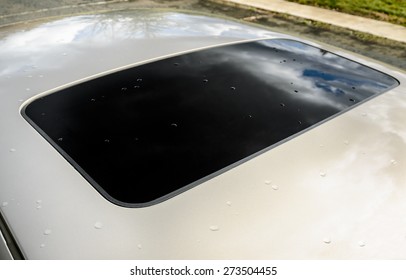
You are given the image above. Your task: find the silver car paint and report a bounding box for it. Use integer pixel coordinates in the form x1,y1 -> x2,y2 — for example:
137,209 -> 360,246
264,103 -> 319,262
1,10 -> 406,259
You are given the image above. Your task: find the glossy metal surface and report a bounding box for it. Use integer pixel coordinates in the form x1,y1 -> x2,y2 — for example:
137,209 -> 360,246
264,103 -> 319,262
1,10 -> 406,259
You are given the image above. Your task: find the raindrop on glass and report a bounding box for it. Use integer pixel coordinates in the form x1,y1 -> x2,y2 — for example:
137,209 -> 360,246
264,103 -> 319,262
94,222 -> 103,229
349,98 -> 355,102
171,123 -> 178,128
134,85 -> 140,89
294,90 -> 298,93
209,225 -> 220,231
104,139 -> 110,143
43,229 -> 52,235
121,87 -> 127,91
352,86 -> 356,90
230,86 -> 236,91
203,79 -> 209,83
280,103 -> 286,107
136,78 -> 143,82
90,98 -> 96,102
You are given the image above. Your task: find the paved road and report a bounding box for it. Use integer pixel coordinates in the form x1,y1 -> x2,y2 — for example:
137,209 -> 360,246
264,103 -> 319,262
0,0 -> 405,69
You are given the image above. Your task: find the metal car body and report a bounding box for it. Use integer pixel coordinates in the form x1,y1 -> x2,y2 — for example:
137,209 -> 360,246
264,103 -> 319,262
0,9 -> 406,259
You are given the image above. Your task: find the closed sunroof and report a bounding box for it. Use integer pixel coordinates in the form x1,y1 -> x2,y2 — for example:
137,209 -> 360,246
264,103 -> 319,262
23,39 -> 398,207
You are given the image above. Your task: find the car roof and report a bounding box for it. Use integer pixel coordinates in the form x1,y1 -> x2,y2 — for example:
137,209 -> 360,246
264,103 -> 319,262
1,10 -> 406,259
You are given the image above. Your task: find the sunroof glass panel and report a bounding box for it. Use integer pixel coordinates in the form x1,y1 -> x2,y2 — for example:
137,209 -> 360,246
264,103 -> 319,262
23,39 -> 399,206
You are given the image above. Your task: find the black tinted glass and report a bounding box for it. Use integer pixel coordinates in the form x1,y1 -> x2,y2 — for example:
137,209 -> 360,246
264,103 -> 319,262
23,39 -> 399,206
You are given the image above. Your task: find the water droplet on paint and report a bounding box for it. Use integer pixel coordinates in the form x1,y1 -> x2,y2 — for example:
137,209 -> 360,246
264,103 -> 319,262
137,244 -> 142,249
40,244 -> 45,248
320,172 -> 326,177
264,180 -> 271,185
1,202 -> 8,207
94,222 -> 103,229
344,140 -> 349,145
358,241 -> 366,247
390,159 -> 398,165
57,137 -> 63,142
36,205 -> 42,210
209,225 -> 220,231
203,79 -> 209,83
43,229 -> 52,235
271,185 -> 279,190
171,123 -> 178,128
226,201 -> 232,206
9,148 -> 16,152
323,237 -> 331,244
230,86 -> 236,91
26,88 -> 30,91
